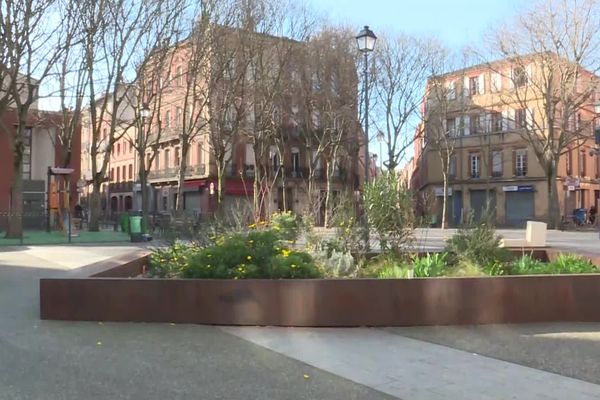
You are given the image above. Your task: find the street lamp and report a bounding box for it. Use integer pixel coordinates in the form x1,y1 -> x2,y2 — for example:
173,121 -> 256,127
356,25 -> 377,251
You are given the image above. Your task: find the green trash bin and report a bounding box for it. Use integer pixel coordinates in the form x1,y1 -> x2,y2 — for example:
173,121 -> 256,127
129,215 -> 143,242
120,213 -> 130,233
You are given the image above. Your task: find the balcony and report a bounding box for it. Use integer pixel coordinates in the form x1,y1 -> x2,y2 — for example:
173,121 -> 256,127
109,181 -> 134,193
147,164 -> 206,181
226,164 -> 256,178
286,167 -> 309,179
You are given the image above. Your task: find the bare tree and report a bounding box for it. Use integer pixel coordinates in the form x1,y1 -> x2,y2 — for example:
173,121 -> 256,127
80,0 -> 175,231
489,0 -> 600,228
373,33 -> 433,171
0,0 -> 70,237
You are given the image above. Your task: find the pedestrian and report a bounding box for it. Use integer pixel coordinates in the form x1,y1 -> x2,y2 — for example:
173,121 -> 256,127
589,205 -> 597,224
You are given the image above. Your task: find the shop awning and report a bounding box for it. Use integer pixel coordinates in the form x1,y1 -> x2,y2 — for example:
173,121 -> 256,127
184,179 -> 208,189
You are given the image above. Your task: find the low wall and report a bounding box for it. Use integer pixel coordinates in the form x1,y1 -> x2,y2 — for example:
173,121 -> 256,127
40,250 -> 600,326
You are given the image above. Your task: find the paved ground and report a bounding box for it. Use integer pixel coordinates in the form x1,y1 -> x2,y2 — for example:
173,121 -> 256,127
387,323 -> 600,385
225,326 -> 600,400
413,228 -> 600,254
0,246 -> 393,400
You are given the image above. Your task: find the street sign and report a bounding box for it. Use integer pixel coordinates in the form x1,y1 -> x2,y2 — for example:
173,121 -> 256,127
568,185 -> 575,191
502,186 -> 518,192
434,187 -> 452,197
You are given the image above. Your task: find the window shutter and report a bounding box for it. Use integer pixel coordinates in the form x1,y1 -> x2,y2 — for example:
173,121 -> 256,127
507,68 -> 515,90
501,110 -> 509,131
526,63 -> 533,84
485,113 -> 492,133
442,118 -> 447,132
491,72 -> 501,92
508,109 -> 515,130
512,149 -> 517,176
463,76 -> 470,97
447,81 -> 456,100
526,108 -> 534,129
478,74 -> 485,94
463,115 -> 470,136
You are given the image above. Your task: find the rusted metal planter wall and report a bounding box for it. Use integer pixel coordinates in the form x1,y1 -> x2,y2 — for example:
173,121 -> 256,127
41,271 -> 600,327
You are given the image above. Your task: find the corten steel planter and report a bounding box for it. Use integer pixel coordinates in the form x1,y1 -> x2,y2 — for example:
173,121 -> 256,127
39,248 -> 600,327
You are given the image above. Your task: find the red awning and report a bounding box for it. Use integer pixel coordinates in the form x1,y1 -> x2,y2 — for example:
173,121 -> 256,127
184,179 -> 208,189
225,179 -> 254,196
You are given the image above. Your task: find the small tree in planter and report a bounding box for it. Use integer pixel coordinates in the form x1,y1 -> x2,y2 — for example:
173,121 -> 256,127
363,171 -> 415,254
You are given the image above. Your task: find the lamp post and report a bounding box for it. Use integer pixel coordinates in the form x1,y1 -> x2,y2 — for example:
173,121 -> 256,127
356,25 -> 377,251
139,104 -> 150,233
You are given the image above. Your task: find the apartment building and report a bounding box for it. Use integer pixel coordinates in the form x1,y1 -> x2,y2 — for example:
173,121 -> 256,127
0,108 -> 81,230
138,27 -> 361,223
415,54 -> 600,227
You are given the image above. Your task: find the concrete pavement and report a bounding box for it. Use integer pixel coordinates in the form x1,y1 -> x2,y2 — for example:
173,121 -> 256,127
224,326 -> 600,400
0,247 -> 393,400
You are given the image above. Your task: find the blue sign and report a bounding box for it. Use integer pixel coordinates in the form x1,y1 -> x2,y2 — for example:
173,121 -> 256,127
517,185 -> 534,192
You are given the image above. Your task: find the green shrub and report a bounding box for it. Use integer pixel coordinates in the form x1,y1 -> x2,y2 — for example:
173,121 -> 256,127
449,259 -> 486,277
412,252 -> 448,277
363,172 -> 415,252
445,209 -> 510,268
361,252 -> 409,278
313,250 -> 357,278
149,241 -> 200,278
549,254 -> 597,274
510,254 -> 546,275
270,211 -> 300,242
378,265 -> 409,279
181,229 -> 322,279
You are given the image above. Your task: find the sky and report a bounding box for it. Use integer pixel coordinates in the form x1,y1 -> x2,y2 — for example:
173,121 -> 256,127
309,0 -> 524,166
310,0 -> 523,50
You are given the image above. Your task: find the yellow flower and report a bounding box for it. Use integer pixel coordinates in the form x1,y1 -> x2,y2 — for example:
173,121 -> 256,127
291,264 -> 296,268
248,240 -> 254,244
247,255 -> 252,261
248,223 -> 256,228
281,249 -> 290,257
273,226 -> 280,231
207,254 -> 212,258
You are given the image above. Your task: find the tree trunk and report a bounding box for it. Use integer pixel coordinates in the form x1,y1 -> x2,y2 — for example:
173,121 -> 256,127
216,161 -> 224,218
88,181 -> 102,232
5,124 -> 24,238
324,163 -> 332,228
175,145 -> 187,214
547,164 -> 560,229
441,172 -> 448,230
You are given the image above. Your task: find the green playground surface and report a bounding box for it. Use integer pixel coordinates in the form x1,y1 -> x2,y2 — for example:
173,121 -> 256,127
0,229 -> 131,246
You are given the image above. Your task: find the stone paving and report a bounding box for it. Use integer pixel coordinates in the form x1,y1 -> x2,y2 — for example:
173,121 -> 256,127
224,326 -> 600,400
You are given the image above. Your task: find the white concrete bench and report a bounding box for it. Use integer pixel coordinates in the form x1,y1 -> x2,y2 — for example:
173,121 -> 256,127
500,221 -> 547,248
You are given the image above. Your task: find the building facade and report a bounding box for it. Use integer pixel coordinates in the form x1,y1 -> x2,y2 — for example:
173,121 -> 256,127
415,55 -> 600,227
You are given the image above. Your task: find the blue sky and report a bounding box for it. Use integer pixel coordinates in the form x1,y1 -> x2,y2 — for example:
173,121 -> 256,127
310,0 -> 523,49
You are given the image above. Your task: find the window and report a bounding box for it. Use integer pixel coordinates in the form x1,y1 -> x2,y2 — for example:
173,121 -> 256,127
111,168 -> 114,181
492,151 -> 502,177
446,118 -> 456,136
176,107 -> 182,127
122,165 -> 126,181
469,76 -> 479,96
197,143 -> 204,164
447,80 -> 456,100
471,115 -> 481,135
470,153 -> 481,178
155,152 -> 160,170
176,66 -> 183,86
129,141 -> 133,153
270,146 -> 279,171
566,148 -> 572,175
128,164 -> 133,180
116,167 -> 120,182
581,149 -> 587,176
164,149 -> 170,168
291,147 -> 300,173
492,112 -> 503,132
515,149 -> 527,177
491,72 -> 502,93
449,155 -> 457,178
165,110 -> 171,128
513,66 -> 528,87
515,108 -> 526,128
117,143 -> 121,156
174,147 -> 180,168
22,127 -> 32,180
